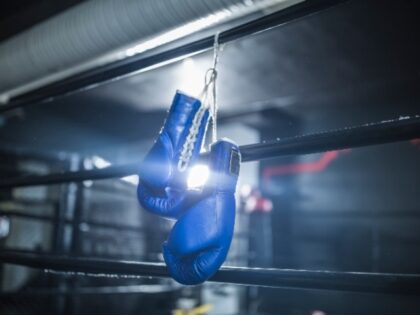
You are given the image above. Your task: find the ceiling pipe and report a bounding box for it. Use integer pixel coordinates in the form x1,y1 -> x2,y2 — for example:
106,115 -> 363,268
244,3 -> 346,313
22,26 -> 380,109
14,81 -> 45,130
0,0 -> 302,104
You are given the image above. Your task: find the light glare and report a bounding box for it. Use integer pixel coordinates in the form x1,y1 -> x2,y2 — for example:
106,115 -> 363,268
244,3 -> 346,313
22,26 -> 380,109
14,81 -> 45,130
125,11 -> 231,57
178,57 -> 203,97
92,156 -> 111,169
91,156 -> 138,185
187,164 -> 210,190
121,175 -> 139,185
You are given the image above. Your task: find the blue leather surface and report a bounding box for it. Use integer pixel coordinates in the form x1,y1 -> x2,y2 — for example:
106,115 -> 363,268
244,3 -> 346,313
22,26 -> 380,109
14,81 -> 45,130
162,140 -> 240,285
137,91 -> 209,219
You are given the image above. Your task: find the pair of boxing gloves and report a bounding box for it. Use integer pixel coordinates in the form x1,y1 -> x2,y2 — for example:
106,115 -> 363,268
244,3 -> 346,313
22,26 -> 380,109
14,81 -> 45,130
137,91 -> 240,285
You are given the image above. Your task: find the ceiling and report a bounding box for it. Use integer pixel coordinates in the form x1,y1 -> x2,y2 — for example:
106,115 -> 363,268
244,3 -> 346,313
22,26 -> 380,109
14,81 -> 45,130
0,0 -> 419,155
0,0 -> 82,42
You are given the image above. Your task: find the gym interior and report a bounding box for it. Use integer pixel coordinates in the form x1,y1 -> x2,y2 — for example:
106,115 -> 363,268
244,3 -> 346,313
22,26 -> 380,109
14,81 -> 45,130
0,0 -> 419,314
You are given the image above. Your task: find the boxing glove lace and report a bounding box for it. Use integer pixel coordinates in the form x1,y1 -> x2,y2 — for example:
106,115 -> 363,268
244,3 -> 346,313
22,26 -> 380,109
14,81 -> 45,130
137,91 -> 209,219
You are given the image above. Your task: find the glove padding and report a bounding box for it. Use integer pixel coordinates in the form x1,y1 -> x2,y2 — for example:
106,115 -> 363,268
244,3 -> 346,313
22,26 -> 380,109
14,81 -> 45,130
137,91 -> 209,219
162,139 -> 240,285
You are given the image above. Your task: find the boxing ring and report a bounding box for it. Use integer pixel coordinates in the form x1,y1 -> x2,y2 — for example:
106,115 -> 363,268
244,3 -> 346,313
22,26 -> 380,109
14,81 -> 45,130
0,0 -> 420,299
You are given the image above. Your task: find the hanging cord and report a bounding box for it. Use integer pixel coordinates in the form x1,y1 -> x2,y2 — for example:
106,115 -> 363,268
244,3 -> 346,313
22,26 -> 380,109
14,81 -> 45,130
208,31 -> 220,144
178,33 -> 221,172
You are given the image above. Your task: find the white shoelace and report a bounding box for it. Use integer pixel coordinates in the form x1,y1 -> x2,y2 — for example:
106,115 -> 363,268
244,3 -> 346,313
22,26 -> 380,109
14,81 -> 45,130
177,33 -> 221,172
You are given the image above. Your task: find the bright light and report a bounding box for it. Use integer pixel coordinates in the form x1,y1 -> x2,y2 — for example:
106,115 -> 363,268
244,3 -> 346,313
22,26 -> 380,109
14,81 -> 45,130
178,57 -> 203,96
121,175 -> 139,185
245,196 -> 257,213
125,11 -> 232,57
0,217 -> 10,238
183,58 -> 195,69
92,156 -> 111,169
240,184 -> 252,197
187,164 -> 210,190
124,0 -> 298,58
91,156 -> 138,185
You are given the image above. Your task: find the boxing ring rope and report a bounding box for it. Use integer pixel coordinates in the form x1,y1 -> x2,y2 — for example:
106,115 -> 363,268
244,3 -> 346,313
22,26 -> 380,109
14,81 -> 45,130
1,121 -> 419,294
1,115 -> 419,188
0,210 -> 151,234
0,0 -> 347,114
1,117 -> 419,294
1,250 -> 419,295
0,209 -> 248,240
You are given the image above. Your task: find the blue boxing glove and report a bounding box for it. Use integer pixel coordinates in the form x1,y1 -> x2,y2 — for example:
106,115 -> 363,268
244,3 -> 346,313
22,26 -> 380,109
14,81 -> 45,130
162,139 -> 240,285
138,91 -> 210,219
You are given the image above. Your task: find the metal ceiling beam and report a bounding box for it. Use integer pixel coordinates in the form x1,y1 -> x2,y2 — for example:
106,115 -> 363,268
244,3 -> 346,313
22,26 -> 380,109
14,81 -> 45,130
0,0 -> 347,114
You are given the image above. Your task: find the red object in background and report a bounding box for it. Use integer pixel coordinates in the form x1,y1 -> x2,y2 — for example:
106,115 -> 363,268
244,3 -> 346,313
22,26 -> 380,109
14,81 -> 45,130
411,138 -> 420,146
240,186 -> 273,213
263,139 -> 419,183
245,195 -> 273,213
262,150 -> 349,183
